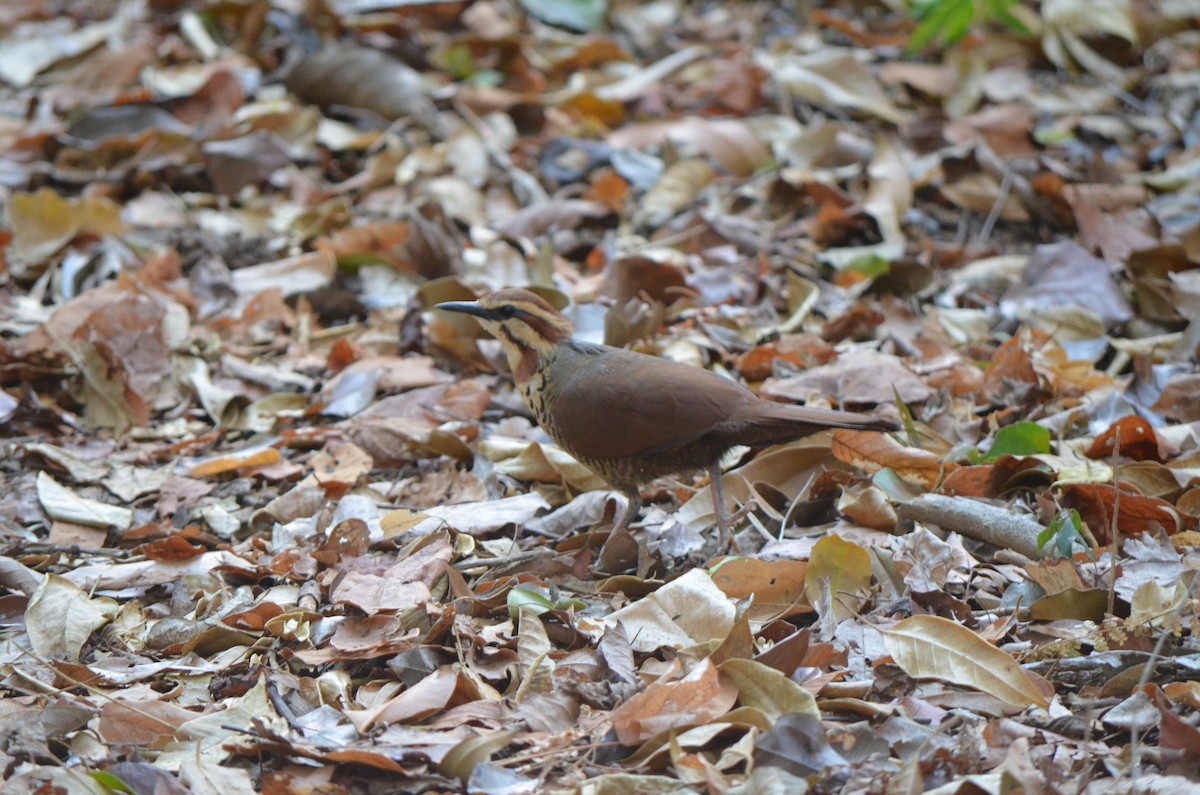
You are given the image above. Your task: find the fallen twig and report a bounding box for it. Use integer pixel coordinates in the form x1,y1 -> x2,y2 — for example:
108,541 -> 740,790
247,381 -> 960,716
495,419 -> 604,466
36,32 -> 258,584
895,493 -> 1043,559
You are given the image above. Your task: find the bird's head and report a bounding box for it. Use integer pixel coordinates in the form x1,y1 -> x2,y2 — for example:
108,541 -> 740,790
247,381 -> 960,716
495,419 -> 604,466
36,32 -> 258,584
437,288 -> 573,381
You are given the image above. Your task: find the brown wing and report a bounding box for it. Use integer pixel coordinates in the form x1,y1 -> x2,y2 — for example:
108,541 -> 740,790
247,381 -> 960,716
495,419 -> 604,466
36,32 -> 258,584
547,345 -> 757,460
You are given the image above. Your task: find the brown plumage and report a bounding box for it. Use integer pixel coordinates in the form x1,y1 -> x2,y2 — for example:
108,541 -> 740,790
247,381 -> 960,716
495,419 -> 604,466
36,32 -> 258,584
438,288 -> 899,550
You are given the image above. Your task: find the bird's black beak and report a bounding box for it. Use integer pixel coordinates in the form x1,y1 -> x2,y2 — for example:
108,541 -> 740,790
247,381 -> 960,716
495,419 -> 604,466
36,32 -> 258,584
436,300 -> 490,319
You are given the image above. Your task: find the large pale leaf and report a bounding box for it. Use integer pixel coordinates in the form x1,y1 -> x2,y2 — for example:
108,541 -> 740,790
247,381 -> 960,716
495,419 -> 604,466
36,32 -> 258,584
634,158 -> 714,228
26,574 -> 118,661
718,658 -> 819,722
179,758 -> 257,795
156,678 -> 286,770
883,615 -> 1048,709
37,471 -> 132,529
605,569 -> 735,653
755,47 -> 903,124
0,19 -> 117,88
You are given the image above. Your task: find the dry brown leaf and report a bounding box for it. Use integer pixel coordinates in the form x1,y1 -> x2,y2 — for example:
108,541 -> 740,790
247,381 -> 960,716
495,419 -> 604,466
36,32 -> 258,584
348,666 -> 472,731
1153,374 -> 1200,423
190,448 -> 282,478
760,350 -> 932,406
98,700 -> 194,746
1059,483 -> 1184,543
608,118 -> 771,177
1086,416 -> 1166,462
610,659 -> 737,745
635,158 -> 714,228
285,43 -> 441,133
309,441 -> 374,496
710,558 -> 810,620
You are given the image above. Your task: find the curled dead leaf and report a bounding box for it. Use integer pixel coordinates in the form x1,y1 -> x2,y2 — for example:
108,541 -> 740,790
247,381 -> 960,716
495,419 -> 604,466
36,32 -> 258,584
831,430 -> 947,489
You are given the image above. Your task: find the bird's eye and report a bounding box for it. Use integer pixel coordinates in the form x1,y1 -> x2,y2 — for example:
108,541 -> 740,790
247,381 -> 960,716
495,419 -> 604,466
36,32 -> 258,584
496,305 -> 519,320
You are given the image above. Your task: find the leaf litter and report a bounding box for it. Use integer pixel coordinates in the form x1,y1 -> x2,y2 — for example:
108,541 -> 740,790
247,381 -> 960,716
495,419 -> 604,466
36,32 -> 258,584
0,0 -> 1199,792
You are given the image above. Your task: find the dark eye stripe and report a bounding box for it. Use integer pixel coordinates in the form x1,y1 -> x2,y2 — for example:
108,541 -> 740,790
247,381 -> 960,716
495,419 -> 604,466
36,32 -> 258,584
498,325 -> 527,351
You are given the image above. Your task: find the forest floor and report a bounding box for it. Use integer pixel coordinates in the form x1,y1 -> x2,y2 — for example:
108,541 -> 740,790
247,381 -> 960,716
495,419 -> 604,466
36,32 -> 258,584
1,0 -> 1200,792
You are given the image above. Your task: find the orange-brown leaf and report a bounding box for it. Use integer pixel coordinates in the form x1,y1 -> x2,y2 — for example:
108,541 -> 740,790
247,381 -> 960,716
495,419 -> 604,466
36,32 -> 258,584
1086,416 -> 1165,462
832,430 -> 947,489
1059,483 -> 1184,543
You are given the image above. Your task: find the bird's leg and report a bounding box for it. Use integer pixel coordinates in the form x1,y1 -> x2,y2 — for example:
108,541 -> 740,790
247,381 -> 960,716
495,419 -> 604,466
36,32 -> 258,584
612,488 -> 643,535
709,461 -> 740,555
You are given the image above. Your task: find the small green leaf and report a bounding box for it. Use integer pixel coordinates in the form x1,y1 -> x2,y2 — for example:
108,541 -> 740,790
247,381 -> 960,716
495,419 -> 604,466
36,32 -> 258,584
906,0 -> 1031,53
873,467 -> 923,501
1034,127 -> 1075,146
468,69 -> 504,89
981,422 -> 1050,462
442,44 -> 476,79
545,582 -> 586,613
91,772 -> 136,795
507,586 -> 554,619
843,254 -> 891,279
941,1 -> 976,44
986,0 -> 1032,35
1037,509 -> 1087,558
336,253 -> 386,271
892,386 -> 919,447
908,0 -> 974,52
1036,519 -> 1059,553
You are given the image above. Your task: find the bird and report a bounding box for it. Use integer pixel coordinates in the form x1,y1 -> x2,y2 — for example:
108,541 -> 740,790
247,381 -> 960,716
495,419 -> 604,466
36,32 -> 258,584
437,288 -> 900,552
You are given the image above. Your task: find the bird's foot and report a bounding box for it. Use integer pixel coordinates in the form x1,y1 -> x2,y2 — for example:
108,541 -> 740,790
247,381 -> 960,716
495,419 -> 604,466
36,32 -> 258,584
609,489 -> 643,536
713,506 -> 744,557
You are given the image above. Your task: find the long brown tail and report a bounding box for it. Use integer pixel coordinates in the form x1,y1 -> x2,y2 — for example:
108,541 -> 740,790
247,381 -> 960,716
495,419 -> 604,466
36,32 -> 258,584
731,400 -> 900,446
